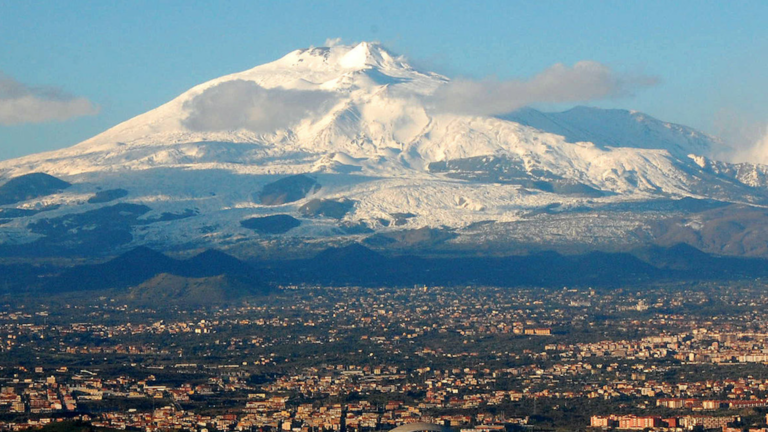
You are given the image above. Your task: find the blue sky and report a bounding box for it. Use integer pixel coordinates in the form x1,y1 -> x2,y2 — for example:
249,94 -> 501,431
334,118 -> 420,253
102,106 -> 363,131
0,0 -> 766,161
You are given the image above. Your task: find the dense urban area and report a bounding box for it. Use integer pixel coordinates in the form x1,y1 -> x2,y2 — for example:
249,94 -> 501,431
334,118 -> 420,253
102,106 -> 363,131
2,282 -> 768,432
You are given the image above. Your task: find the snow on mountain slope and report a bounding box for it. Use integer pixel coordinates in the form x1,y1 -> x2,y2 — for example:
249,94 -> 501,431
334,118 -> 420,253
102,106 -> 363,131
503,106 -> 721,157
0,42 -> 443,175
0,42 -> 763,256
0,42 -> 717,182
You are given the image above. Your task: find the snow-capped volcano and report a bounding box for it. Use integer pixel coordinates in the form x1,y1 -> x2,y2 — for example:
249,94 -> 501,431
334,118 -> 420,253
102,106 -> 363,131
2,42 -> 445,175
0,42 -> 718,180
1,42 -> 766,258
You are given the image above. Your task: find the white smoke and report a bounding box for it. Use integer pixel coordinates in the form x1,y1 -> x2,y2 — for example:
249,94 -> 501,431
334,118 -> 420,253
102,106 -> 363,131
730,125 -> 768,165
324,37 -> 343,47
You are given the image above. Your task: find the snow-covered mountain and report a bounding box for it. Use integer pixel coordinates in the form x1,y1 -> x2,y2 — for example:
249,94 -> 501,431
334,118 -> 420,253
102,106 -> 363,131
0,42 -> 766,258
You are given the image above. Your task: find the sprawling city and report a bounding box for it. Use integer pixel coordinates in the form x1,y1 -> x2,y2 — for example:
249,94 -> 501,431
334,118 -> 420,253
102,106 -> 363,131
0,282 -> 767,432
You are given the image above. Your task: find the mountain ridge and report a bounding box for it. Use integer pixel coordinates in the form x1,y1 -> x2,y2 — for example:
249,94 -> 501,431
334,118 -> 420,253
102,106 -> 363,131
42,247 -> 265,292
17,243 -> 768,294
1,42 -> 768,258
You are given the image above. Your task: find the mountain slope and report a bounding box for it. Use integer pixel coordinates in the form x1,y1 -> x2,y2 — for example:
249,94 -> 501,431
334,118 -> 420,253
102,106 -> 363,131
503,106 -> 720,157
44,247 -> 265,292
0,173 -> 70,205
125,273 -> 260,307
0,42 -> 767,258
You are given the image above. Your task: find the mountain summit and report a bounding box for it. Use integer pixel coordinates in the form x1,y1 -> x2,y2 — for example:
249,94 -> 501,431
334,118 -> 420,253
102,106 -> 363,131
1,42 -> 767,258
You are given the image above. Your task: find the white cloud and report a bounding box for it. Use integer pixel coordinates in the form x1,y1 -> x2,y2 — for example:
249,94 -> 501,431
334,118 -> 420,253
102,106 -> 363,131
426,61 -> 658,116
182,80 -> 339,133
0,72 -> 99,125
324,37 -> 343,47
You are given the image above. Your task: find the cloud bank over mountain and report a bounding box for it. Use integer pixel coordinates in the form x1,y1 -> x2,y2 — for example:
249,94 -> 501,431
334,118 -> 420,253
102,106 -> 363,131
426,61 -> 658,116
0,72 -> 99,126
182,80 -> 339,133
